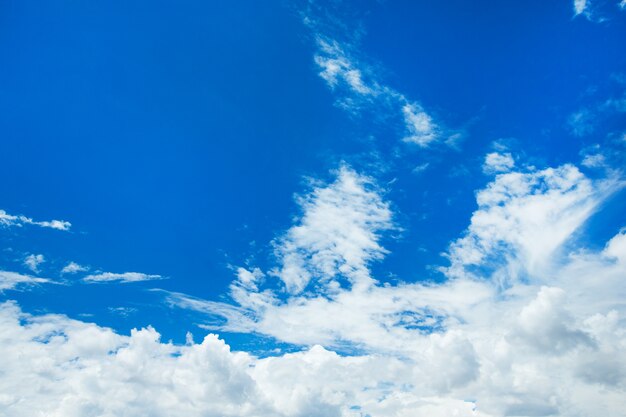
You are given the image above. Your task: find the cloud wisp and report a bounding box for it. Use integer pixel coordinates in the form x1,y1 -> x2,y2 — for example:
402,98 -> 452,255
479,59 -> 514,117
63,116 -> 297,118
83,271 -> 163,284
0,270 -> 51,291
0,209 -> 71,231
312,35 -> 451,148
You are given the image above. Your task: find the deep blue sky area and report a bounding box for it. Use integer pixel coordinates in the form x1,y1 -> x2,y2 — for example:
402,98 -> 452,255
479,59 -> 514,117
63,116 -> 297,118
1,1 -> 625,347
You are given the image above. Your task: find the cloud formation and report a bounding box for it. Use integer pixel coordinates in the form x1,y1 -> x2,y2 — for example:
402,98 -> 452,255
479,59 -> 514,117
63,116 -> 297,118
0,270 -> 50,291
61,261 -> 89,274
83,272 -> 163,284
23,254 -> 45,273
0,209 -> 71,231
159,160 -> 626,416
313,37 -> 446,147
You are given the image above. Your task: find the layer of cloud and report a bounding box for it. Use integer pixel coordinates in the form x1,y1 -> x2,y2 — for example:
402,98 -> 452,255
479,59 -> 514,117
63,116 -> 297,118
0,209 -> 71,231
83,271 -> 163,284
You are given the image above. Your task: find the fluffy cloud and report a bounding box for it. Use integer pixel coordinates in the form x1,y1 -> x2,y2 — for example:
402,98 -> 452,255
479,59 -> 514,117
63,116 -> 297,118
482,152 -> 515,174
61,261 -> 89,274
83,271 -> 163,284
446,164 -> 621,279
272,166 -> 393,294
0,209 -> 71,231
2,164 -> 626,416
161,161 -> 626,416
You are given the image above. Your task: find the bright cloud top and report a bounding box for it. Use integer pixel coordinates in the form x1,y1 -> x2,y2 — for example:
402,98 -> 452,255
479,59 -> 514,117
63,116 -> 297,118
0,209 -> 71,231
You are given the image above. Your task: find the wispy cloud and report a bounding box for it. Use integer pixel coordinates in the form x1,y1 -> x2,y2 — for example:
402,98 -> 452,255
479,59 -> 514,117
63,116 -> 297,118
0,209 -> 71,231
83,271 -> 163,284
0,270 -> 50,291
572,0 -> 626,21
23,254 -> 45,273
311,34 -> 452,147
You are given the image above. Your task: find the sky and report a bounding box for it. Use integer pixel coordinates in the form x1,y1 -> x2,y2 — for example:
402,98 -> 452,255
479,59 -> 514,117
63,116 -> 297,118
1,1 -> 626,416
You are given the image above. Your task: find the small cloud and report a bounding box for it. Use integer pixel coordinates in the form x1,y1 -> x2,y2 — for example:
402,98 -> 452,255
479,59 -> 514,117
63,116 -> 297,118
0,209 -> 71,231
412,163 -> 430,175
83,271 -> 163,284
61,261 -> 89,275
482,152 -> 515,175
402,103 -> 439,147
573,0 -> 588,16
567,109 -> 595,137
581,153 -> 607,168
108,306 -> 138,317
23,254 -> 45,273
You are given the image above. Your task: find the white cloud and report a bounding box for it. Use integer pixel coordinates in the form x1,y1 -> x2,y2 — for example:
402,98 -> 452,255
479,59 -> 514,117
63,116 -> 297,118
446,164 -> 622,279
482,152 -> 515,174
271,166 -> 393,294
61,261 -> 89,274
3,160 -> 626,416
581,153 -> 607,168
0,209 -> 71,231
574,0 -> 588,15
411,162 -> 430,175
23,254 -> 45,273
0,270 -> 50,291
567,109 -> 595,136
402,103 -> 439,146
83,271 -> 163,284
313,38 -> 444,147
315,40 -> 375,97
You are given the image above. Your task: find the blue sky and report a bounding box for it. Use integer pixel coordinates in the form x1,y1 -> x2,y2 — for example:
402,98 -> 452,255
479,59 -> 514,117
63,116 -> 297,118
1,1 -> 626,416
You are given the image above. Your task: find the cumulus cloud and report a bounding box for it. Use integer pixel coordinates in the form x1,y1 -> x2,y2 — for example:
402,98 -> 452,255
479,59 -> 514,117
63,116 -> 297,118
482,152 -> 515,174
23,254 -> 45,273
83,271 -> 163,284
1,161 -> 626,416
0,209 -> 71,231
61,261 -> 89,274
